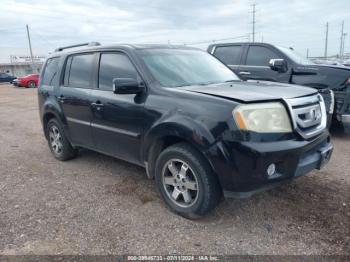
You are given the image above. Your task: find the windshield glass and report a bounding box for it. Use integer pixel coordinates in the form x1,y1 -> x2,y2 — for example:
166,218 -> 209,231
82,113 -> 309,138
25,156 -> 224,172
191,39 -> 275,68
139,49 -> 239,87
276,46 -> 314,65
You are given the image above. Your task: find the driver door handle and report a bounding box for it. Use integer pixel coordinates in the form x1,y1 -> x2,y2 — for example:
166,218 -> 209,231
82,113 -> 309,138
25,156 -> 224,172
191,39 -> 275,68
239,71 -> 251,75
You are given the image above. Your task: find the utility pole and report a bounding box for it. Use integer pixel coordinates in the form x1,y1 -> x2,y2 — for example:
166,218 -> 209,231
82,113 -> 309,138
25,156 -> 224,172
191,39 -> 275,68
306,48 -> 309,59
252,4 -> 256,42
342,33 -> 347,57
26,24 -> 35,73
339,21 -> 344,58
324,22 -> 329,58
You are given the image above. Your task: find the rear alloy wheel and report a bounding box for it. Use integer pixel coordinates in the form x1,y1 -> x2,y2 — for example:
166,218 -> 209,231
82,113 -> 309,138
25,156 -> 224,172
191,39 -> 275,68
155,143 -> 222,219
27,80 -> 36,88
46,118 -> 77,161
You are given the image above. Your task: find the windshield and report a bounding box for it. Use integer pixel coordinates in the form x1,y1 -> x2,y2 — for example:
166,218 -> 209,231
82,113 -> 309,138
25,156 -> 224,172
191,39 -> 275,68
139,49 -> 240,87
276,46 -> 314,65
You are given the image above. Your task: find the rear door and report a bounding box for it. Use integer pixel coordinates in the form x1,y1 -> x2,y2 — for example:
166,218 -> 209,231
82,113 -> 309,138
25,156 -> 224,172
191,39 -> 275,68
58,53 -> 96,148
210,44 -> 243,75
90,52 -> 145,164
239,44 -> 291,82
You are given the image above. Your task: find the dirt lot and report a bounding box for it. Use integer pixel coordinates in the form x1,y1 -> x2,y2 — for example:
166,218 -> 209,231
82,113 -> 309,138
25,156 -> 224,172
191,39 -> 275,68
0,83 -> 349,255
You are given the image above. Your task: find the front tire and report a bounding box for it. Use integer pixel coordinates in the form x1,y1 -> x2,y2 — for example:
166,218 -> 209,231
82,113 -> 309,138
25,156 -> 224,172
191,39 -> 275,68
46,119 -> 77,161
155,143 -> 222,219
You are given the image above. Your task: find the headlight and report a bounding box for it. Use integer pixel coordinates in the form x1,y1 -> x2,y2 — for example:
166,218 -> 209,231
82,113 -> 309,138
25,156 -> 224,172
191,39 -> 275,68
233,102 -> 292,133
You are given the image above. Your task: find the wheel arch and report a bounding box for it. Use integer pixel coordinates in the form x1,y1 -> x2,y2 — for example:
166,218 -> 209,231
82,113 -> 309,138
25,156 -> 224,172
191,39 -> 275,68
42,102 -> 66,139
143,120 -> 217,180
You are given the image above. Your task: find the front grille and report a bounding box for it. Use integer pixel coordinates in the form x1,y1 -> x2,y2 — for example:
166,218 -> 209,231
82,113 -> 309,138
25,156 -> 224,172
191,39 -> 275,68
285,94 -> 327,139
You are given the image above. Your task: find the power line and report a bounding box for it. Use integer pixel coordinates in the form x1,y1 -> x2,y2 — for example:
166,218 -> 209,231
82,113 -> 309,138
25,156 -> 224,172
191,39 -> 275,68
185,35 -> 249,45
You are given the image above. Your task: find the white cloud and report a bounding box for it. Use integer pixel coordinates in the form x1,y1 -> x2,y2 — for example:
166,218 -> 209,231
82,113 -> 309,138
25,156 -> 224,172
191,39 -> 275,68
0,0 -> 349,62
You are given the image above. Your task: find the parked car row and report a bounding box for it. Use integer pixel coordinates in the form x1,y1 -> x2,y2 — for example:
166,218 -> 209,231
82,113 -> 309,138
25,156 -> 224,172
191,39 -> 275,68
38,42 -> 334,218
0,72 -> 38,88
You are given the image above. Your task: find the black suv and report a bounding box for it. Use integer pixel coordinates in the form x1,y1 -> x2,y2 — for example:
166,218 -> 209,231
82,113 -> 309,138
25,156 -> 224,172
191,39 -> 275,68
38,42 -> 333,218
208,42 -> 350,133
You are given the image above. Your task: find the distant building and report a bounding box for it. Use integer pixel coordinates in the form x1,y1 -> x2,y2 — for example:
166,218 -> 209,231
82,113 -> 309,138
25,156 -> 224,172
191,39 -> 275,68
0,62 -> 43,77
0,55 -> 46,77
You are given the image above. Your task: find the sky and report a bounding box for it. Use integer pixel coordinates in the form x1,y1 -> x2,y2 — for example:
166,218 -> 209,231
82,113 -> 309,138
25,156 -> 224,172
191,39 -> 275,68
0,0 -> 349,63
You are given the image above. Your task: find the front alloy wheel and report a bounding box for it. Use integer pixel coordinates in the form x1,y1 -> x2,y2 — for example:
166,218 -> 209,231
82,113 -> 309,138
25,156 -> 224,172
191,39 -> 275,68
162,159 -> 199,207
155,143 -> 222,218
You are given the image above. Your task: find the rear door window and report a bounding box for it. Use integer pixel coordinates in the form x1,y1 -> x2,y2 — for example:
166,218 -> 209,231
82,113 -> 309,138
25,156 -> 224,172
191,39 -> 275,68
42,57 -> 60,85
246,46 -> 281,66
98,53 -> 138,91
213,45 -> 242,65
65,53 -> 95,88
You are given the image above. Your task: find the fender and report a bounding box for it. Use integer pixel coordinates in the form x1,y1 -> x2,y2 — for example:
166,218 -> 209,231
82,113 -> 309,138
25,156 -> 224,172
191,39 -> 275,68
41,97 -> 72,140
142,114 -> 218,177
143,115 -> 216,157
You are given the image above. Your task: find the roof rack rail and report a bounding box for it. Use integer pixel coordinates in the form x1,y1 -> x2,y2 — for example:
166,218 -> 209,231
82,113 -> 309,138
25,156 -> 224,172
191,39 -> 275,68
54,42 -> 101,52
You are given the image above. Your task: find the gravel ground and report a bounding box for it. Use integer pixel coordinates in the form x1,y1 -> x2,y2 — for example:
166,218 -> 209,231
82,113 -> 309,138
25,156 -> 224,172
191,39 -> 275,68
0,84 -> 349,255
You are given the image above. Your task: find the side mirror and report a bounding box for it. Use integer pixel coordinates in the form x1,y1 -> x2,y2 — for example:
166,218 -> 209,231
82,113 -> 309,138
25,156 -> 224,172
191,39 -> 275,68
112,78 -> 144,94
269,59 -> 287,73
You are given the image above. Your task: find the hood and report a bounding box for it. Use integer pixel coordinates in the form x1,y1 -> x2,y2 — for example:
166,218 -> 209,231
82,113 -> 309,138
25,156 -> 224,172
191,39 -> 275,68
311,64 -> 350,71
294,64 -> 350,73
177,81 -> 317,102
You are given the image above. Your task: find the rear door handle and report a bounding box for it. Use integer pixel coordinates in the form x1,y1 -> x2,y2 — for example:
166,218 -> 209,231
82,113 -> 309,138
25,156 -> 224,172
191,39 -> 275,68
91,102 -> 104,111
239,71 -> 251,75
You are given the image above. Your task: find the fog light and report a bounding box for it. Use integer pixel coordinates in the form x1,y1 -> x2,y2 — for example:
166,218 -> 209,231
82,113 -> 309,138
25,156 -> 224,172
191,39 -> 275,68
267,163 -> 276,177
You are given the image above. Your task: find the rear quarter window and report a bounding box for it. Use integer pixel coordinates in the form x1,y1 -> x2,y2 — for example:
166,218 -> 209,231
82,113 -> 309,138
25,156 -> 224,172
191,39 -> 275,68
42,57 -> 60,85
213,45 -> 242,65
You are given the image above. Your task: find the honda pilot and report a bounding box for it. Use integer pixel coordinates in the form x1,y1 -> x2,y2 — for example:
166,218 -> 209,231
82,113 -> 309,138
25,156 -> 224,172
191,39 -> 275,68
38,42 -> 333,218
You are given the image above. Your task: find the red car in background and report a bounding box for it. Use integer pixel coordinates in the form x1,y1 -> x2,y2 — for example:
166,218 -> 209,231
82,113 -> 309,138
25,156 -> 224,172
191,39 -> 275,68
13,74 -> 39,88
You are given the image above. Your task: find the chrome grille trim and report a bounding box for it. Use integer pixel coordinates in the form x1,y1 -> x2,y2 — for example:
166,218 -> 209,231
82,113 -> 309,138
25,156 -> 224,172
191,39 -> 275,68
284,94 -> 327,139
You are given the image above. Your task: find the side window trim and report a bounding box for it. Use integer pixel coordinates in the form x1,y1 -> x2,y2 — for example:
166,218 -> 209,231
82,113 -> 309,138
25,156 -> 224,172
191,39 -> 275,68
63,56 -> 72,86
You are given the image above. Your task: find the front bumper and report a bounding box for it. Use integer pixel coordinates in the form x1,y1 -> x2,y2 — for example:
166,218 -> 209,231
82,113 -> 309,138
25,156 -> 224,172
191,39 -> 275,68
206,131 -> 333,196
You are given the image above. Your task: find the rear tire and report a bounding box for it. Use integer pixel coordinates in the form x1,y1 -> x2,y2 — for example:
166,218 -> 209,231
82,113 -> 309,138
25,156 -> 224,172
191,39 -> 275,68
155,143 -> 222,219
46,118 -> 77,161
